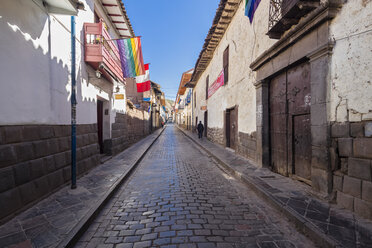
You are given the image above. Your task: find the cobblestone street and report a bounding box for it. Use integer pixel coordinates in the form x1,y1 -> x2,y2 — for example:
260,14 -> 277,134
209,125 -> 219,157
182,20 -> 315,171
75,125 -> 315,248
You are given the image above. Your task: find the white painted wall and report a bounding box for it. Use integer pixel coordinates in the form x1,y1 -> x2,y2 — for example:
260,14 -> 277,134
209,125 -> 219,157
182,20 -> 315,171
329,0 -> 372,122
194,0 -> 275,134
0,0 -> 126,127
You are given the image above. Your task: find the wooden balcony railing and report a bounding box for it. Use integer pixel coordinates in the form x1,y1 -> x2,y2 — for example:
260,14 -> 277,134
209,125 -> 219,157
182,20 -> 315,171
268,0 -> 320,39
84,22 -> 124,82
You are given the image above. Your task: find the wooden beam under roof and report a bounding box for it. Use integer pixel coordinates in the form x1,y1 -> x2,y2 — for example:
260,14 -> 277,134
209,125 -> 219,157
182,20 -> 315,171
226,1 -> 239,6
190,0 -> 241,85
223,9 -> 235,13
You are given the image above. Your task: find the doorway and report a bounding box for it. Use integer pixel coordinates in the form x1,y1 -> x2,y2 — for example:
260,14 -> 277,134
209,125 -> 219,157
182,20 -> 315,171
97,99 -> 104,153
204,111 -> 208,137
269,62 -> 311,182
226,107 -> 237,150
195,116 -> 198,132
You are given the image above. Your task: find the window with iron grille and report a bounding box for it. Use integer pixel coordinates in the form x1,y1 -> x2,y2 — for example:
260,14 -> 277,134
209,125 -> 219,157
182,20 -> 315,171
223,46 -> 229,85
268,0 -> 320,39
206,75 -> 209,100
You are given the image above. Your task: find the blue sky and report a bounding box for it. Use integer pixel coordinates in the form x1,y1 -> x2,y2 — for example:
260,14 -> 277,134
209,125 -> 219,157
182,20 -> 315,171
123,0 -> 220,100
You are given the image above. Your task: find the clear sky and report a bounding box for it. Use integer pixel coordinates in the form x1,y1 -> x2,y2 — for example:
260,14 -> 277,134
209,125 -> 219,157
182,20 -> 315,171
123,0 -> 220,100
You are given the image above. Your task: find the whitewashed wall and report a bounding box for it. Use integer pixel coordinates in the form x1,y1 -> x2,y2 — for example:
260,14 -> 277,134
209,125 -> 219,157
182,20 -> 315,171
0,0 -> 126,127
194,0 -> 275,134
329,0 -> 372,122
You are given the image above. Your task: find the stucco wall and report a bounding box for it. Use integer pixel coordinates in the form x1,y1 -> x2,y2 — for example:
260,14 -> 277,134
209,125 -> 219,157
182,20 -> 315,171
329,0 -> 372,122
0,0 -> 126,126
194,0 -> 275,135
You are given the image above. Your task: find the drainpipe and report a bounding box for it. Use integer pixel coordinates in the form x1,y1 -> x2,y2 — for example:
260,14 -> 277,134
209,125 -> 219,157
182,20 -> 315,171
71,16 -> 77,189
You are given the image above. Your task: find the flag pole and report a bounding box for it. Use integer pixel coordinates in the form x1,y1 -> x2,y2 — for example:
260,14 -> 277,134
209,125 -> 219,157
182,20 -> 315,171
105,36 -> 142,41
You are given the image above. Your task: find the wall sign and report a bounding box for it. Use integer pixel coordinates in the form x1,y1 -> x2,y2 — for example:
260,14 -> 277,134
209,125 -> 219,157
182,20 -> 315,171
115,94 -> 124,100
200,106 -> 207,111
208,70 -> 224,98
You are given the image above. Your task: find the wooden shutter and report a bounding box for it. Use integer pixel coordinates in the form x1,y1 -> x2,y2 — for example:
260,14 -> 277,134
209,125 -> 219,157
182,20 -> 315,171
223,46 -> 229,84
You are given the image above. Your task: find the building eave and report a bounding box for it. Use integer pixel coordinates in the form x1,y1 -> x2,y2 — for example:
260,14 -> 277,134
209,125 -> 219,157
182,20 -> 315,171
189,0 -> 241,87
100,0 -> 135,38
44,0 -> 84,16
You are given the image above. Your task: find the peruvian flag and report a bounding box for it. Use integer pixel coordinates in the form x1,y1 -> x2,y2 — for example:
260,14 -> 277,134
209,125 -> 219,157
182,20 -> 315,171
136,63 -> 151,92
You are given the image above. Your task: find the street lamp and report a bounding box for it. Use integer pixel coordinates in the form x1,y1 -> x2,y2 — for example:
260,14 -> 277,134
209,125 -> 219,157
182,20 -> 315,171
95,70 -> 102,78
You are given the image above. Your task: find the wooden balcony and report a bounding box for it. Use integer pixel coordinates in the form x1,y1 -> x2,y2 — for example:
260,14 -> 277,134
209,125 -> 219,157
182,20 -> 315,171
84,22 -> 124,82
267,0 -> 320,39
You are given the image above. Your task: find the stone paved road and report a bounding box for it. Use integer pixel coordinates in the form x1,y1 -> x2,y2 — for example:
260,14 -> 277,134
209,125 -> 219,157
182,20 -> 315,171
75,125 -> 315,248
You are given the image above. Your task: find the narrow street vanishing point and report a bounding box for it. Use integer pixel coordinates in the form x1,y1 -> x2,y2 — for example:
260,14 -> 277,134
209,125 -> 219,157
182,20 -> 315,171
75,125 -> 315,248
1,0 -> 372,247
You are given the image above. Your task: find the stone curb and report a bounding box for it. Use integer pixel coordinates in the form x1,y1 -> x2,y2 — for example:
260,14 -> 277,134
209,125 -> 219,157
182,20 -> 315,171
178,127 -> 341,248
57,127 -> 166,248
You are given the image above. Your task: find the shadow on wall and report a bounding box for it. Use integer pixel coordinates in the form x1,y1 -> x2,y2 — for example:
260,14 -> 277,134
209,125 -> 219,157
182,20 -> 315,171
0,4 -> 71,124
0,0 -> 49,41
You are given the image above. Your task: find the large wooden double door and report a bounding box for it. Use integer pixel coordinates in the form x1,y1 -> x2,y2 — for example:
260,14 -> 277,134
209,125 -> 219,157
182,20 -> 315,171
269,62 -> 312,182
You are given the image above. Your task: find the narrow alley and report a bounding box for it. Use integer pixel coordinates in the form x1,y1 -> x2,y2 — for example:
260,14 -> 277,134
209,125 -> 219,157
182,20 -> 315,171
1,0 -> 372,247
75,125 -> 314,248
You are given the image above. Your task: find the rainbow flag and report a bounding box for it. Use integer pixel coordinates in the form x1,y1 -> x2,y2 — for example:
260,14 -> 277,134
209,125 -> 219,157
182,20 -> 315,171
117,37 -> 145,78
245,0 -> 261,23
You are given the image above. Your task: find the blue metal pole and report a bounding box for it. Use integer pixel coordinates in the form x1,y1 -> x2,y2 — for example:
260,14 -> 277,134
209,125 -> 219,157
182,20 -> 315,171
71,16 -> 77,189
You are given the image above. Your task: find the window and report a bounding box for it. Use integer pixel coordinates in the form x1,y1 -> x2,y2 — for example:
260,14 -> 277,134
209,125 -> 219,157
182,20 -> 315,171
206,75 -> 209,100
223,46 -> 229,85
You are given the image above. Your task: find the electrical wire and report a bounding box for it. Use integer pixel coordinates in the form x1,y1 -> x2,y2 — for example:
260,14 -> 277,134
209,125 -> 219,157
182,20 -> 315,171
333,28 -> 372,42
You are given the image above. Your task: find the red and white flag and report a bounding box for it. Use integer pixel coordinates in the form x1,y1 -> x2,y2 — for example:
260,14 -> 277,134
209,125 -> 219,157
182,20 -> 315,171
136,63 -> 151,92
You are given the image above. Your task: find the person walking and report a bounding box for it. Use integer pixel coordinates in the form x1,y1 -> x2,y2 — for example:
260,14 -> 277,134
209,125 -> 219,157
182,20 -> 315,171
197,121 -> 204,139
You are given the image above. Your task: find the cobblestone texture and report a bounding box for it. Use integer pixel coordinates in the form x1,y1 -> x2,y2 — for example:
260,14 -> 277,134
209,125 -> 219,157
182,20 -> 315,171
0,129 -> 163,248
180,126 -> 372,247
76,125 -> 314,248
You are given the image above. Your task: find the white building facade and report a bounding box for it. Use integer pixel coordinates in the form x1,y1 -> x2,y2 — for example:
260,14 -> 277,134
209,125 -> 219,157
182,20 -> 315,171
190,0 -> 372,219
0,0 -> 150,223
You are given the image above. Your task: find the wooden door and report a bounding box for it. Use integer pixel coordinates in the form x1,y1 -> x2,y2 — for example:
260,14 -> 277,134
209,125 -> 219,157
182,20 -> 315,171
204,111 -> 208,137
195,117 -> 198,130
287,63 -> 311,181
97,100 -> 103,153
226,107 -> 237,149
270,72 -> 288,175
293,115 -> 311,180
269,62 -> 311,180
230,108 -> 237,149
226,111 -> 231,147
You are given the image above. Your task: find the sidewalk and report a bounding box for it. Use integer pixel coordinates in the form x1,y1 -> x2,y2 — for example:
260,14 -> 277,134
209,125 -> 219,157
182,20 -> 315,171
0,128 -> 165,248
179,127 -> 372,248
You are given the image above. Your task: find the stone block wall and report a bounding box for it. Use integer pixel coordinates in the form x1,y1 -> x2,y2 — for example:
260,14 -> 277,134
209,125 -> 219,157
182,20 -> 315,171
179,124 -> 187,130
207,127 -> 225,146
207,128 -> 258,162
112,108 -> 150,155
237,131 -> 257,161
0,124 -> 100,224
331,121 -> 372,220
